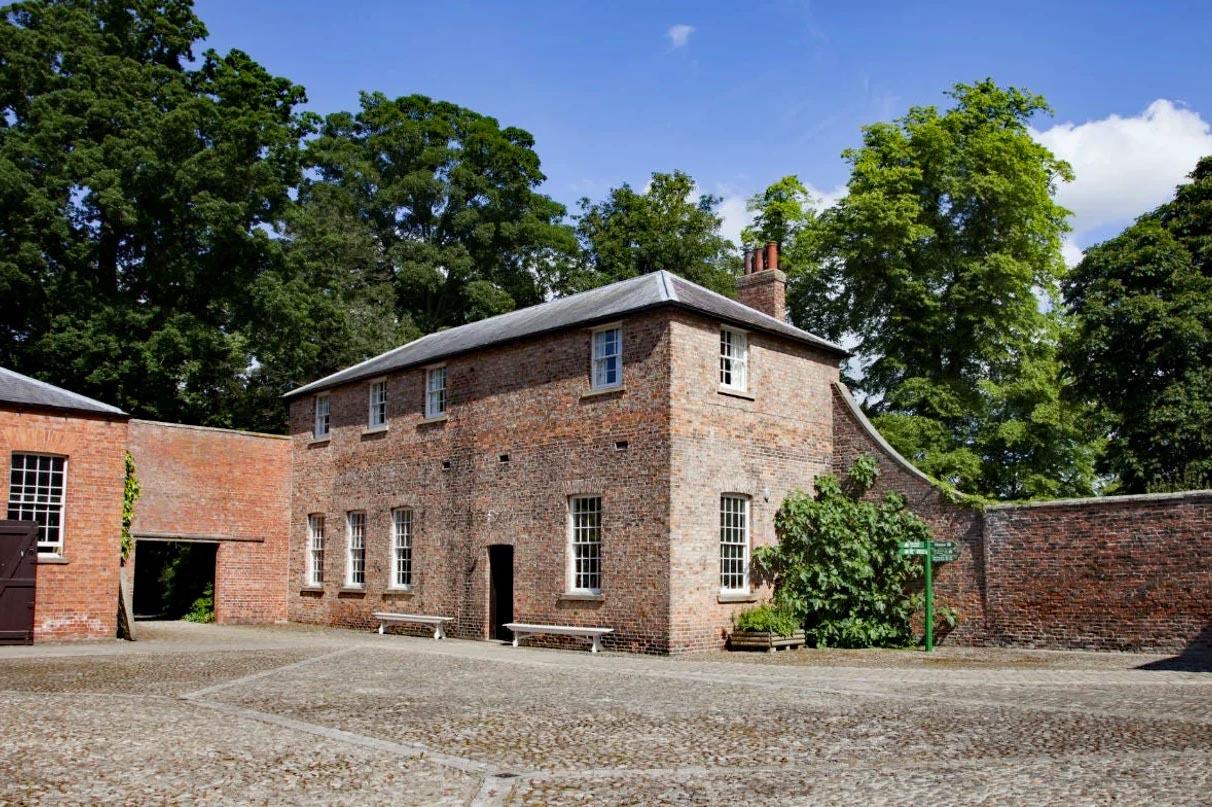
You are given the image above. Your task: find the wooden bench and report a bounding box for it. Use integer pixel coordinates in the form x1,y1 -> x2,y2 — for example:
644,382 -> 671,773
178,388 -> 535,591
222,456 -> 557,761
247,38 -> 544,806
372,612 -> 454,640
503,622 -> 614,653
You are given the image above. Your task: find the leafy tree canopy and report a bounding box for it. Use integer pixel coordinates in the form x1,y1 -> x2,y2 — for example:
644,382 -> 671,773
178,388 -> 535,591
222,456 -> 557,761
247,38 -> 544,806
1063,156 -> 1212,492
571,170 -> 739,296
777,79 -> 1097,499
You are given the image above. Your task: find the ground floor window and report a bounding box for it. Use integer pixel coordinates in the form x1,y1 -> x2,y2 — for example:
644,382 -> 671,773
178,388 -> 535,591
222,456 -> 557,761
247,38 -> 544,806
568,496 -> 602,593
307,514 -> 325,585
346,511 -> 365,587
719,494 -> 749,592
392,508 -> 413,588
7,453 -> 66,555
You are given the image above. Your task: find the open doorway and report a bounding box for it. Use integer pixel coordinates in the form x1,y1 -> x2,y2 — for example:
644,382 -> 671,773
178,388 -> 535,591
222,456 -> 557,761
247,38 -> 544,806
487,544 -> 513,641
133,541 -> 217,622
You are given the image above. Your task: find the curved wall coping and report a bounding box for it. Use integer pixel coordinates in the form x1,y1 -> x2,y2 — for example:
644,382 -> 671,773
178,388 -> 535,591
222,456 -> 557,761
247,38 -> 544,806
986,488 -> 1212,511
832,381 -> 938,488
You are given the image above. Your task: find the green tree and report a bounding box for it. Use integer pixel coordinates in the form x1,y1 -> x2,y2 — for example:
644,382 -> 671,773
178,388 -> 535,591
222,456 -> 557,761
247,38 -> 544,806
293,92 -> 579,338
0,0 -> 306,427
740,174 -> 816,255
1063,157 -> 1212,492
572,170 -> 739,295
793,79 -> 1096,499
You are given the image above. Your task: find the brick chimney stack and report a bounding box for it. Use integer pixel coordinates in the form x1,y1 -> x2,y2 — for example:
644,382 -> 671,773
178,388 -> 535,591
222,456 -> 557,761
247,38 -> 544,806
738,241 -> 787,321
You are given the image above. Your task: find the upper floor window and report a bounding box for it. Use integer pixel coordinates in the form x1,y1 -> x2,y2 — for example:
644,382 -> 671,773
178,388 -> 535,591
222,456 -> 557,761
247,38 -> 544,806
591,326 -> 622,389
719,494 -> 750,593
314,394 -> 331,439
719,328 -> 748,391
368,379 -> 387,428
346,511 -> 366,587
306,514 -> 325,586
392,508 -> 413,589
568,495 -> 603,593
7,453 -> 66,555
425,366 -> 447,418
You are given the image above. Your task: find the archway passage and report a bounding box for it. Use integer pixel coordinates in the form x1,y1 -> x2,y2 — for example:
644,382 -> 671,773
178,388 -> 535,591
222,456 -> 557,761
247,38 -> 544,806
132,541 -> 217,622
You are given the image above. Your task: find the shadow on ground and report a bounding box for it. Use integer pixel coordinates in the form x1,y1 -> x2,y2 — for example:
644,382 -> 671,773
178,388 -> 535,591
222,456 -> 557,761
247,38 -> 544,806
1137,624 -> 1212,672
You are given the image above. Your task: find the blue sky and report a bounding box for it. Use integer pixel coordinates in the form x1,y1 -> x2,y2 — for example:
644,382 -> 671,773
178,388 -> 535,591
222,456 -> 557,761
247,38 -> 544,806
196,0 -> 1212,259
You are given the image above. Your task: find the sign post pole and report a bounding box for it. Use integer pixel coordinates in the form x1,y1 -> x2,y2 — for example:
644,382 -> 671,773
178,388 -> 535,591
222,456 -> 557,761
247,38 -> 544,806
924,539 -> 934,653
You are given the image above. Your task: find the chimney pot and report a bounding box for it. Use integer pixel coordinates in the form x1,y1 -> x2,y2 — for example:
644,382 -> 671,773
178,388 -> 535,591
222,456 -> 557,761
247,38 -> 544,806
765,241 -> 779,272
743,249 -> 753,274
753,247 -> 765,272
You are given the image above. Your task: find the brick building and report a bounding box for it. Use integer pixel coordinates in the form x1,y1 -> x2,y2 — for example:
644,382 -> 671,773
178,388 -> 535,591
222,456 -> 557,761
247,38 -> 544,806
0,367 -> 288,641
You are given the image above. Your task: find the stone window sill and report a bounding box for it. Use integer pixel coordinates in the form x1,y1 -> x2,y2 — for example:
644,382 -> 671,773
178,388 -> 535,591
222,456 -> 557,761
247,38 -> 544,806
717,591 -> 757,604
337,586 -> 366,596
362,425 -> 389,436
299,585 -> 324,594
560,591 -> 604,602
717,386 -> 755,401
309,436 -> 331,446
581,385 -> 624,400
37,555 -> 69,565
418,413 -> 448,426
383,586 -> 415,595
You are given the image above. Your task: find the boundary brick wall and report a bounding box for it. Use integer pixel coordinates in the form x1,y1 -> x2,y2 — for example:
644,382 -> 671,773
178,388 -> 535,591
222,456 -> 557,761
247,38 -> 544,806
833,381 -> 1212,652
129,420 -> 290,624
984,493 -> 1212,652
0,407 -> 128,641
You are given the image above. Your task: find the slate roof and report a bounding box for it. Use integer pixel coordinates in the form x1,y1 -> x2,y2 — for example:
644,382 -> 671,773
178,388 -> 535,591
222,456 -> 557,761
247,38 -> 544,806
286,270 -> 847,399
0,367 -> 126,416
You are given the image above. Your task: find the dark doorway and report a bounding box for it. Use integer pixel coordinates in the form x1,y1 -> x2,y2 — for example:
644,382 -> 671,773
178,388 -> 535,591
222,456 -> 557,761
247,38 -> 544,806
0,520 -> 37,645
487,544 -> 514,641
133,541 -> 217,621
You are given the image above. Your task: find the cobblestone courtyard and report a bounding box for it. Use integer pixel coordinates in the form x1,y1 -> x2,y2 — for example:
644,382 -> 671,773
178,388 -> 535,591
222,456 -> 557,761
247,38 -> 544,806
0,623 -> 1209,805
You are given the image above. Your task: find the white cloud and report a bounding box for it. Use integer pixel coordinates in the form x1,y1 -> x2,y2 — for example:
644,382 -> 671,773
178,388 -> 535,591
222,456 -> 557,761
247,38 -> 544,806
1060,236 -> 1085,268
666,24 -> 694,49
1033,100 -> 1212,246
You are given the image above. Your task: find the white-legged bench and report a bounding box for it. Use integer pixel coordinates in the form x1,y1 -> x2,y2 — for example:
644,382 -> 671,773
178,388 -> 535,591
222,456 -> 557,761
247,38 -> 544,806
503,622 -> 613,653
372,612 -> 454,640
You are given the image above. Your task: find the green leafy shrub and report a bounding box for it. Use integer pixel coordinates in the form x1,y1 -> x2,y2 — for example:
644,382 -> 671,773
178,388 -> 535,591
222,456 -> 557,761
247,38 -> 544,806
754,455 -> 932,648
183,583 -> 215,624
734,604 -> 800,636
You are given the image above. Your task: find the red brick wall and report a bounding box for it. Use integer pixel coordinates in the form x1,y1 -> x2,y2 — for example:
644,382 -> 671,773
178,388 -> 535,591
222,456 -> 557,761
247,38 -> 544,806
984,493 -> 1212,652
288,311 -> 674,652
832,383 -> 987,644
668,312 -> 839,651
129,421 -> 290,624
0,407 -> 128,640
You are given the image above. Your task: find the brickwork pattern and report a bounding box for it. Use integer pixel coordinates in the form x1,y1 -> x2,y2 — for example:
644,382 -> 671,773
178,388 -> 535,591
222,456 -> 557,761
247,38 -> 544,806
984,493 -> 1212,652
0,407 -> 128,640
129,421 -> 290,624
668,313 -> 839,652
288,311 -> 675,653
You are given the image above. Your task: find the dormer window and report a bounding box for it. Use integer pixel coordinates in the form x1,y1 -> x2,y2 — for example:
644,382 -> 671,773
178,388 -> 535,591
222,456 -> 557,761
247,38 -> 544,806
719,328 -> 748,391
591,325 -> 622,390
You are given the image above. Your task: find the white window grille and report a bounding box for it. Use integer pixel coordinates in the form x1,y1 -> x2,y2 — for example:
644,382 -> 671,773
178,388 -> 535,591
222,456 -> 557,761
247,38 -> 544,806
7,454 -> 67,554
591,327 -> 622,389
719,328 -> 748,390
568,496 -> 602,593
307,514 -> 325,585
392,508 -> 413,588
368,379 -> 387,428
314,394 -> 331,439
346,511 -> 365,587
425,366 -> 447,418
719,495 -> 749,592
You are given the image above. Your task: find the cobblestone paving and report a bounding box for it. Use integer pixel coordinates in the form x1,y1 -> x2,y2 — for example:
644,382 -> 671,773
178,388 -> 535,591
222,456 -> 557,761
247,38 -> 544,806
0,623 -> 1208,805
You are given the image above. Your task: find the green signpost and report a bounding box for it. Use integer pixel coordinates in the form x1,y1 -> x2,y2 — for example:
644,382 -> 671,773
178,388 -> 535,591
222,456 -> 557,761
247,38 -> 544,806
899,538 -> 960,652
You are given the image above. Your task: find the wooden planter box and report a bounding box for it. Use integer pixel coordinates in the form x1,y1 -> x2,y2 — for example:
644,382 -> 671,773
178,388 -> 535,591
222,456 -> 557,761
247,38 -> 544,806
728,630 -> 806,652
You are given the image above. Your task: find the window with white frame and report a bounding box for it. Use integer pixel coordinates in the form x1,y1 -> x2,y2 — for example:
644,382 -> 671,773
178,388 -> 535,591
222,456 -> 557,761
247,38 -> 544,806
314,394 -> 331,439
591,326 -> 622,389
368,379 -> 387,428
719,328 -> 748,391
7,454 -> 67,555
425,366 -> 447,418
346,511 -> 365,587
392,508 -> 413,588
719,495 -> 749,593
568,496 -> 602,593
306,514 -> 325,586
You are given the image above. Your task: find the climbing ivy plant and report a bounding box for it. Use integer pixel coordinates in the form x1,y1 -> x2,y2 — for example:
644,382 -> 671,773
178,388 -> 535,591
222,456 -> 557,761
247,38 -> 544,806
754,456 -> 931,648
120,451 -> 141,561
